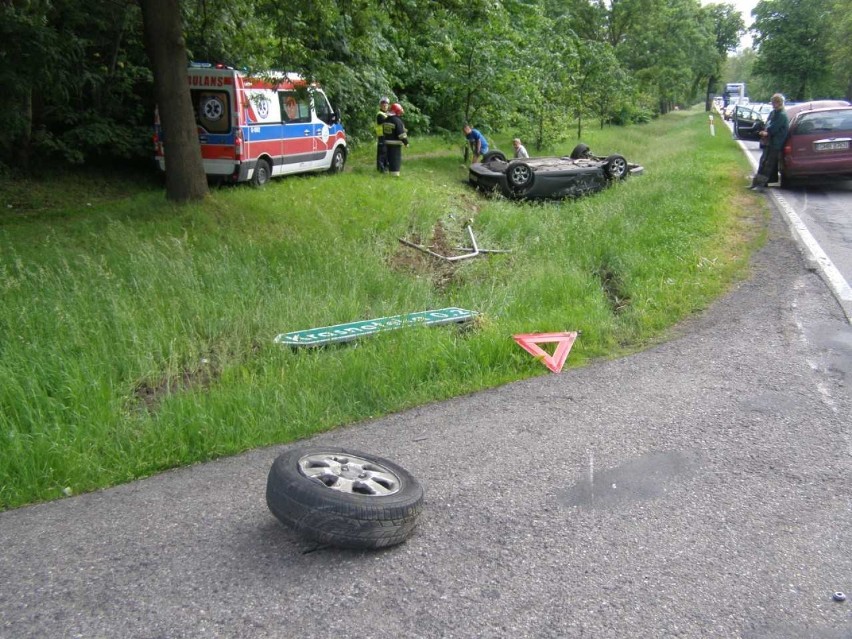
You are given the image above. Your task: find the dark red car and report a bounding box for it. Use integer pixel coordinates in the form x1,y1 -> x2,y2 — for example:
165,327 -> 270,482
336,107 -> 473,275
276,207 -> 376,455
780,101 -> 852,188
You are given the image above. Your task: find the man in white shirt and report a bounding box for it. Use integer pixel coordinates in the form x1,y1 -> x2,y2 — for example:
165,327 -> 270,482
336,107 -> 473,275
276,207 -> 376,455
513,138 -> 529,159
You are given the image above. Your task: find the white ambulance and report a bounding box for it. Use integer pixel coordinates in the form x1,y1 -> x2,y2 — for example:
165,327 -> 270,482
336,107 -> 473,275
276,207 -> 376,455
154,63 -> 347,185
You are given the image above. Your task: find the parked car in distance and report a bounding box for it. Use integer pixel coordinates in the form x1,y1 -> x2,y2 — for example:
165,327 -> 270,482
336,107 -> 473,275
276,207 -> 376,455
780,103 -> 852,188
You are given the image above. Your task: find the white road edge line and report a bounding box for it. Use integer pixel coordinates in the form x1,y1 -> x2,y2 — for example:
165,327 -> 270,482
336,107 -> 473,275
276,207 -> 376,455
738,137 -> 852,324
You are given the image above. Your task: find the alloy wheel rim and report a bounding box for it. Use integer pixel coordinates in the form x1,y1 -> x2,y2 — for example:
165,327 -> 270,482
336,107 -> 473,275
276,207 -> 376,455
298,452 -> 402,496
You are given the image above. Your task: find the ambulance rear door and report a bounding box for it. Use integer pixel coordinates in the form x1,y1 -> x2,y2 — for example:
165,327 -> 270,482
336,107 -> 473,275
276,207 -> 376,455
189,70 -> 238,177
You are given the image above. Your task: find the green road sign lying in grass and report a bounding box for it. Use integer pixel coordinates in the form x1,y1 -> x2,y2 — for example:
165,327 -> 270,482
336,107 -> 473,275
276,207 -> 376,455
275,307 -> 479,348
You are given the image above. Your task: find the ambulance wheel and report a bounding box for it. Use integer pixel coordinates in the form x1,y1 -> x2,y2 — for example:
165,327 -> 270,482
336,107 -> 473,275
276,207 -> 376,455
328,147 -> 346,174
266,447 -> 424,550
252,159 -> 271,187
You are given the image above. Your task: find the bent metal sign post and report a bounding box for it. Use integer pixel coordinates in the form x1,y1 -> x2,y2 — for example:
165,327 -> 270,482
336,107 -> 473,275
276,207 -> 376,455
275,308 -> 479,348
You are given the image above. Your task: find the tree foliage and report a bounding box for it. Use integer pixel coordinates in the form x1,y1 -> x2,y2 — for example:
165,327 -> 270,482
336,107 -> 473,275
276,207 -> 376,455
751,0 -> 836,100
3,0 -> 846,177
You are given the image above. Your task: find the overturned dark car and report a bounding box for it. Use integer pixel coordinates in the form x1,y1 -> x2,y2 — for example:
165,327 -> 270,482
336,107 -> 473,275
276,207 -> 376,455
468,144 -> 643,200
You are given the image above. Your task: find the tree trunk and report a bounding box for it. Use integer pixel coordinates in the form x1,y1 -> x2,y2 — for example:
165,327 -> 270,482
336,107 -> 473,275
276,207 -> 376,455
140,0 -> 208,203
705,76 -> 715,111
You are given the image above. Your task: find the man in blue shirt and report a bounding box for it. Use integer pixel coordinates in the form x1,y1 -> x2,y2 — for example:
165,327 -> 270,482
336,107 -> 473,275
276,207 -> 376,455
463,124 -> 489,163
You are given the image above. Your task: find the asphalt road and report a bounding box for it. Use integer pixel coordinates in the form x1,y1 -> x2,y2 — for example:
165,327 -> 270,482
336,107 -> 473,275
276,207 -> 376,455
1,193 -> 851,638
737,128 -> 852,321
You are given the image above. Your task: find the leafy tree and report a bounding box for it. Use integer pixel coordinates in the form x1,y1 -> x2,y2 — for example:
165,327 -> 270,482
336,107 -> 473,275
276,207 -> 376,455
751,0 -> 834,100
509,12 -> 580,150
697,3 -> 744,110
597,0 -> 716,113
0,0 -> 754,180
0,0 -> 152,170
602,0 -> 658,49
572,40 -> 623,139
827,0 -> 852,100
587,45 -> 634,130
0,0 -> 63,170
385,0 -> 520,141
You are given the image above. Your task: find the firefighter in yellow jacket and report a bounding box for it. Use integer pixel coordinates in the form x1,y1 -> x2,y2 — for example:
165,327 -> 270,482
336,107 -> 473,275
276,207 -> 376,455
382,103 -> 409,177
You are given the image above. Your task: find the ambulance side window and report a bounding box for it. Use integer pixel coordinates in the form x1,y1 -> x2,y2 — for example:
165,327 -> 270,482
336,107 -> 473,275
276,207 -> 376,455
279,91 -> 311,124
191,90 -> 231,134
313,91 -> 334,125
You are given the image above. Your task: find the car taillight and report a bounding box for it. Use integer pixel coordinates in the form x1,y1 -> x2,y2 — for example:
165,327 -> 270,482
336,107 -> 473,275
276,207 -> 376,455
234,130 -> 243,159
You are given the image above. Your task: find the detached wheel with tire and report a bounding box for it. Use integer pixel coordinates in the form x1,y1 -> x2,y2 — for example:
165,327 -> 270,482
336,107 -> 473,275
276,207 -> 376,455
252,158 -> 271,187
266,447 -> 424,549
506,161 -> 534,189
604,154 -> 628,180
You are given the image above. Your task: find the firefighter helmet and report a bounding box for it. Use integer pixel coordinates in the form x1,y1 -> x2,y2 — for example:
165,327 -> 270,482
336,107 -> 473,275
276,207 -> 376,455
389,103 -> 404,116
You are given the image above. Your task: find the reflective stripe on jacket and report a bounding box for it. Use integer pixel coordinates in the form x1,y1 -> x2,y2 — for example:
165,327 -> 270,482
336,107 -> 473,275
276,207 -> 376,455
382,115 -> 408,146
376,111 -> 388,137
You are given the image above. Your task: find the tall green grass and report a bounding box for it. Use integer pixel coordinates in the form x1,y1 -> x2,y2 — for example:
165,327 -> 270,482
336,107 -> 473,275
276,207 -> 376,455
0,109 -> 762,508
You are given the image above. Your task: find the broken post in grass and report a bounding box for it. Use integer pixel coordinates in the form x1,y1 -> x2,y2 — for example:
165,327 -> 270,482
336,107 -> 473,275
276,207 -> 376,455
398,224 -> 510,262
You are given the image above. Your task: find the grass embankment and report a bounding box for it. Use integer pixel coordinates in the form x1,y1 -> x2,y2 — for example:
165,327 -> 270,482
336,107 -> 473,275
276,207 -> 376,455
0,109 -> 762,509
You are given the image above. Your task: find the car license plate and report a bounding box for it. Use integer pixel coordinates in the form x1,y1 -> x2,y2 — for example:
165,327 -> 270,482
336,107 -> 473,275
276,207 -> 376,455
814,140 -> 849,151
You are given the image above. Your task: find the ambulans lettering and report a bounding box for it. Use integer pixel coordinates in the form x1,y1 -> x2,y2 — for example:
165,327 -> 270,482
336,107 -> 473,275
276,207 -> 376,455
188,75 -> 226,87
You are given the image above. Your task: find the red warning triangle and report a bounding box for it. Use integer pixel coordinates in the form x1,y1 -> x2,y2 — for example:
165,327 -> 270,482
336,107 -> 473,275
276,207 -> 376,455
512,332 -> 578,373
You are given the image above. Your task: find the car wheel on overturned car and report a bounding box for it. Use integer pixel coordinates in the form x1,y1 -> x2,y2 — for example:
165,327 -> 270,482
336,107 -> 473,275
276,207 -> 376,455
506,161 -> 534,189
604,155 -> 628,180
481,150 -> 507,163
570,143 -> 591,159
266,446 -> 424,549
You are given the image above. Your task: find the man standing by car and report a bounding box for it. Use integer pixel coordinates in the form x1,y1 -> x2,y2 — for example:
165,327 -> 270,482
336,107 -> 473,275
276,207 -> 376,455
750,94 -> 788,191
376,97 -> 390,172
513,138 -> 529,159
463,124 -> 489,164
